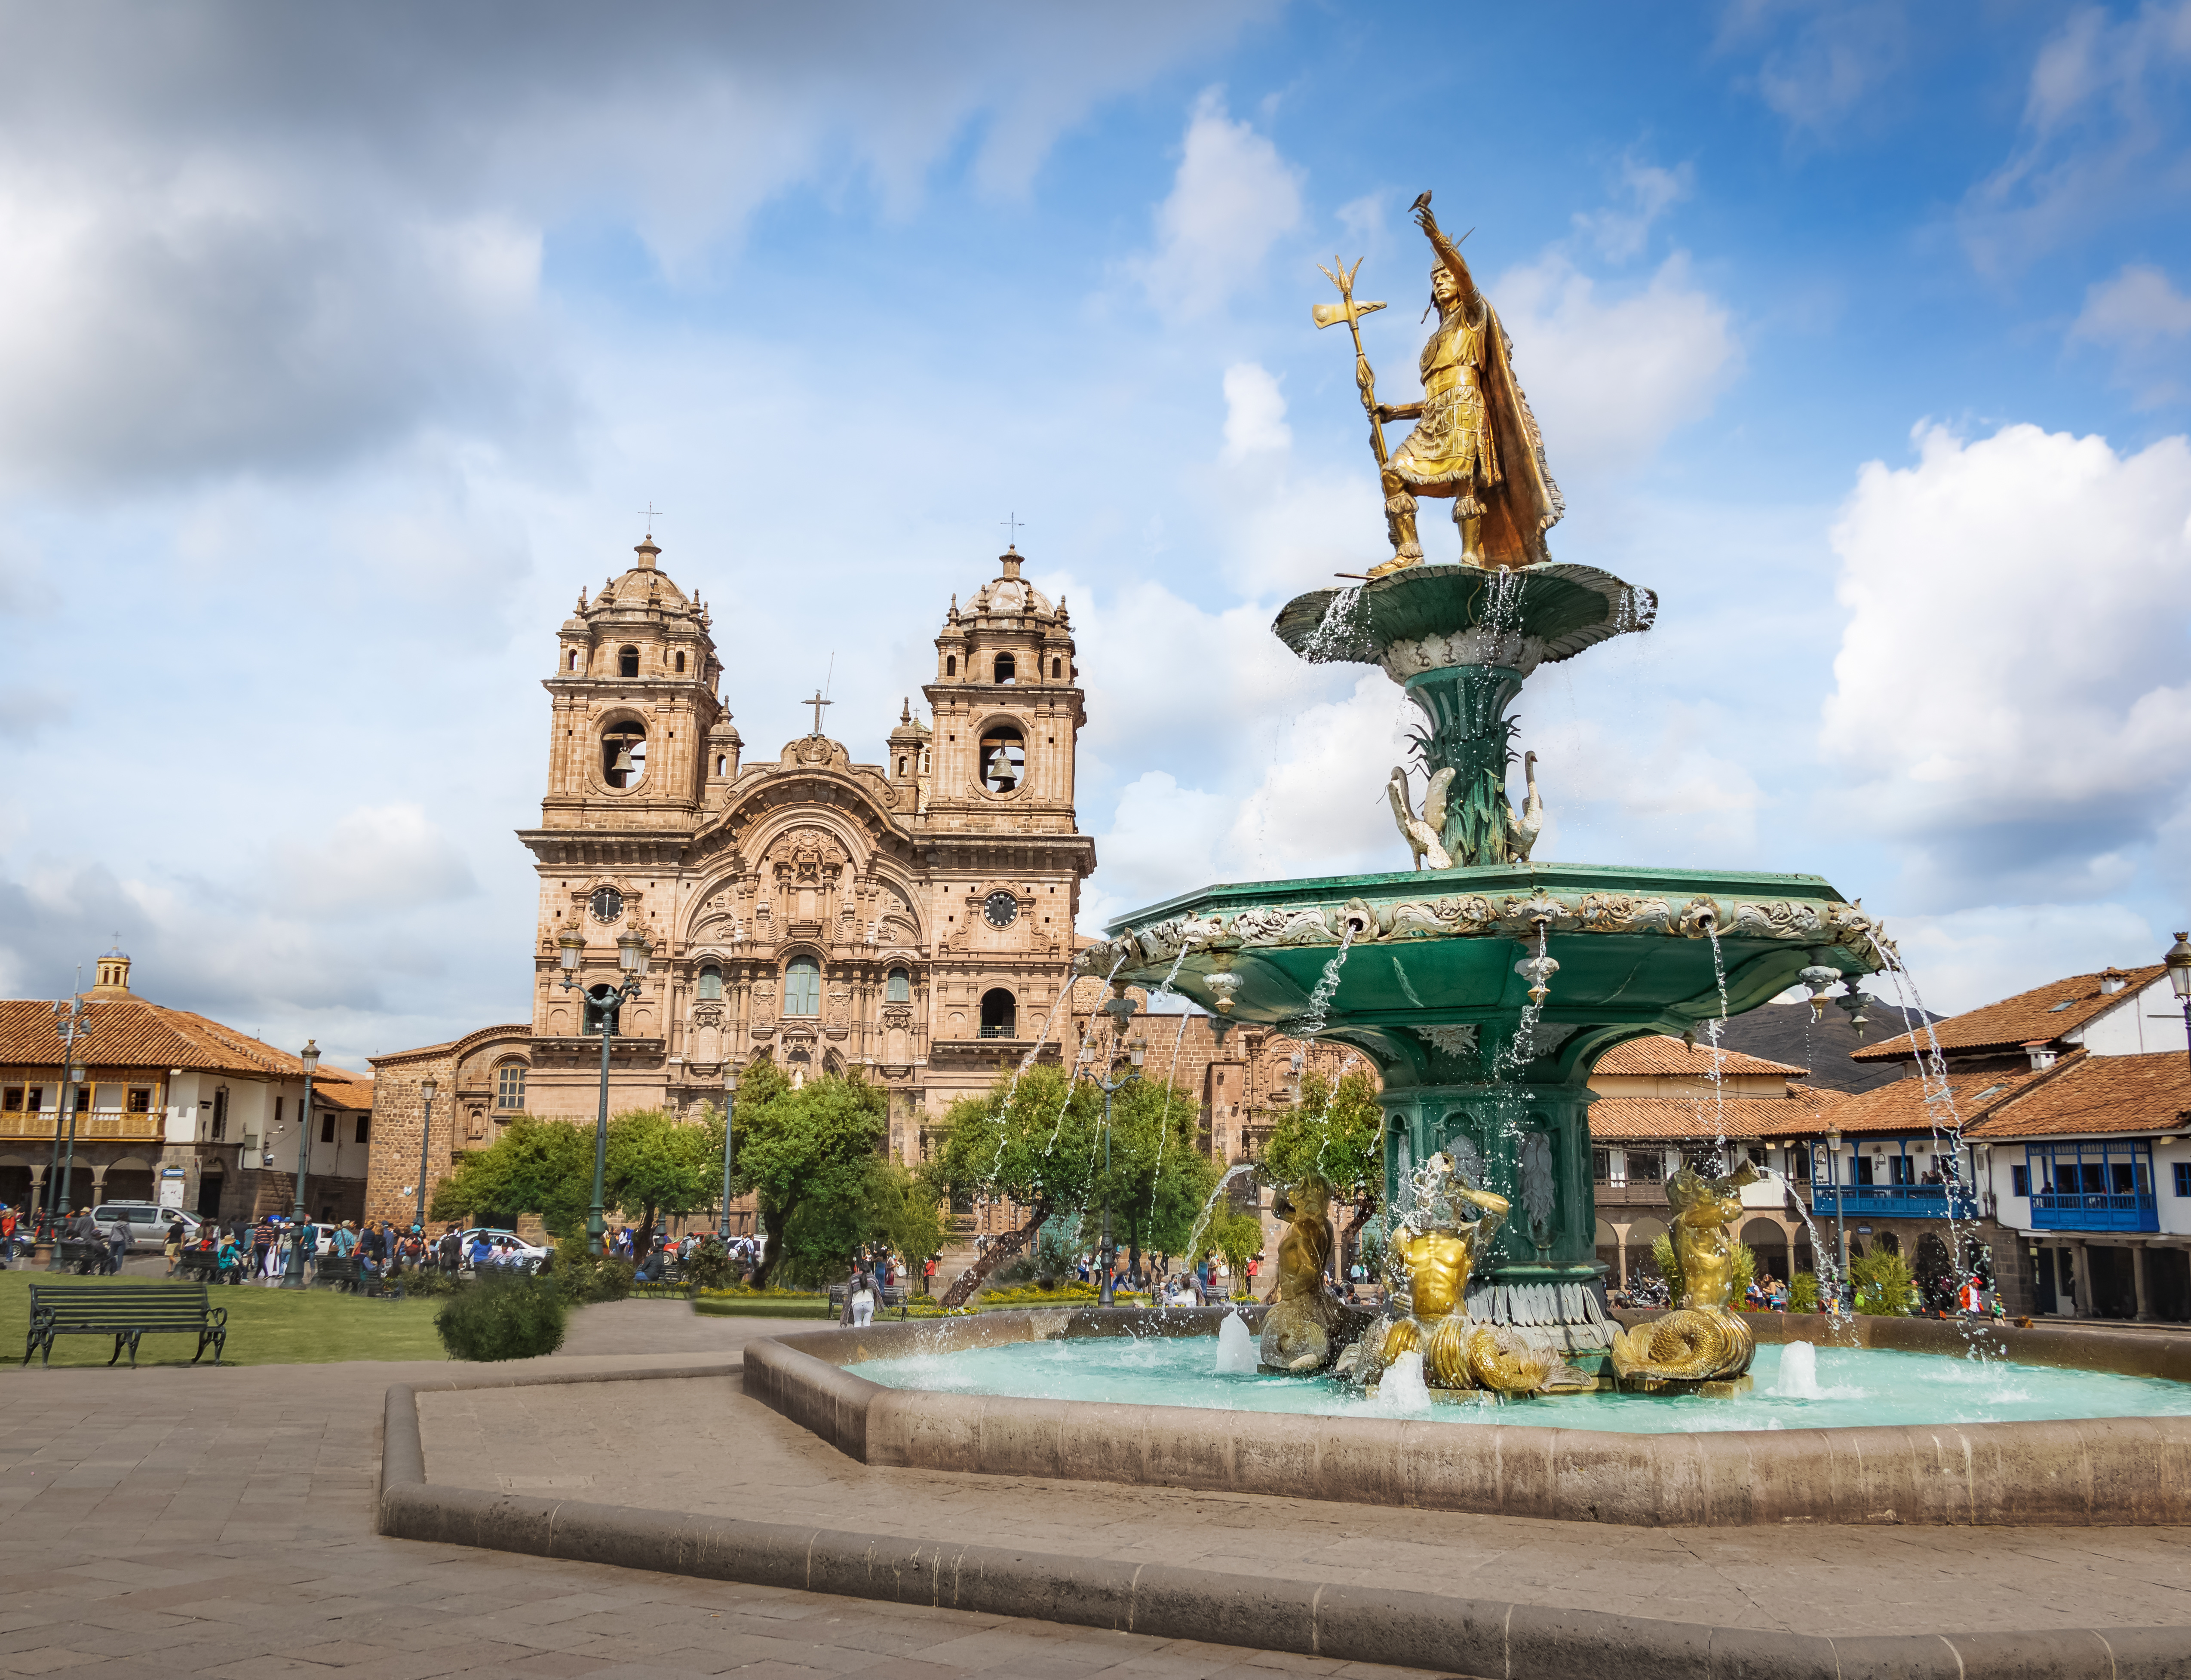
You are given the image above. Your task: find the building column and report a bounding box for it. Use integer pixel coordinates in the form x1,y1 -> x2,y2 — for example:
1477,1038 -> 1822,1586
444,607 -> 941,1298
2071,1240 -> 2093,1317
2133,1242 -> 2153,1322
1614,1224 -> 1628,1289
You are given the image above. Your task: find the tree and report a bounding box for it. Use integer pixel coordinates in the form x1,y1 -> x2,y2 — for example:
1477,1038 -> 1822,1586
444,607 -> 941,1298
919,1063 -> 1101,1305
1089,1077 -> 1217,1281
605,1109 -> 720,1254
731,1066 -> 889,1287
429,1115 -> 593,1234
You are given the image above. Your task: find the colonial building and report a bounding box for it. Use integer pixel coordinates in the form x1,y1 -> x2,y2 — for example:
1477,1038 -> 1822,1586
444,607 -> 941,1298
0,948 -> 373,1225
364,534 -> 1095,1222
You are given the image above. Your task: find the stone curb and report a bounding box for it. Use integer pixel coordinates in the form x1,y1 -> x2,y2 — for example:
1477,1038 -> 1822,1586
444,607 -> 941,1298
378,1369 -> 2191,1680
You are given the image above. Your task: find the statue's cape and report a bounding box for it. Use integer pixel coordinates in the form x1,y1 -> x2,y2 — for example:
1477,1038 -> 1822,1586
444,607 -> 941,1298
1477,305 -> 1566,568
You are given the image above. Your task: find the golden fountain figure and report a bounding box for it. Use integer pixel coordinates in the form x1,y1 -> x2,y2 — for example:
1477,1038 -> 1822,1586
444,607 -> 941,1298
1608,1161 -> 1761,1387
1318,192 -> 1564,578
1356,1153 -> 1590,1397
1259,1177 -> 1341,1373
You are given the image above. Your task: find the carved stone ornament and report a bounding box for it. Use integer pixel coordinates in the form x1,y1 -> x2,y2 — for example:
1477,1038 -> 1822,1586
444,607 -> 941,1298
1413,1024 -> 1480,1057
691,1002 -> 723,1028
1519,1131 -> 1556,1230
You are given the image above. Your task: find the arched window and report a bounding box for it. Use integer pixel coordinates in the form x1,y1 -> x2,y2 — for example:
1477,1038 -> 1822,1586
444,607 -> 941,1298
887,967 -> 911,1003
897,756 -> 907,775
945,654 -> 957,676
994,652 -> 1016,684
568,649 -> 580,671
697,964 -> 723,1001
602,721 -> 647,788
715,754 -> 728,777
494,1061 -> 527,1111
1051,657 -> 1062,678
674,650 -> 686,673
979,989 -> 1016,1039
784,958 -> 821,1017
980,723 -> 1024,793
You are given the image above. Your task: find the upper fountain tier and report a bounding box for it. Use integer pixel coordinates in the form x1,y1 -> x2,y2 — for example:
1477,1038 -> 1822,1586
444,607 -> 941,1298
1274,561 -> 1654,681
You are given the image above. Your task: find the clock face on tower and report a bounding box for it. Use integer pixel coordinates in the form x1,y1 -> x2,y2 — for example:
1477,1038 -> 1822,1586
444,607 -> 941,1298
590,887 -> 624,923
982,890 -> 1019,930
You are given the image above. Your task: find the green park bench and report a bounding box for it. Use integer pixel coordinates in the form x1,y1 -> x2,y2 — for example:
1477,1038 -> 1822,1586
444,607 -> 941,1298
22,1281 -> 228,1368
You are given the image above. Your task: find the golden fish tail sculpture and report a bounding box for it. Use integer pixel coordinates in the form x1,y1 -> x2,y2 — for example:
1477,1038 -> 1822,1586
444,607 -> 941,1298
1464,1322 -> 1559,1394
1608,1305 -> 1755,1383
1261,1299 -> 1335,1373
1425,1313 -> 1476,1388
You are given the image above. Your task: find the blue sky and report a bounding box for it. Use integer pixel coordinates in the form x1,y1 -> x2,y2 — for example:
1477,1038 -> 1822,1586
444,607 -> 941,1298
2,1 -> 2189,1068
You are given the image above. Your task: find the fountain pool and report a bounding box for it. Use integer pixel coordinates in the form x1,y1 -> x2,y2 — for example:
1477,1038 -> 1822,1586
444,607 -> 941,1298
846,1330 -> 2191,1437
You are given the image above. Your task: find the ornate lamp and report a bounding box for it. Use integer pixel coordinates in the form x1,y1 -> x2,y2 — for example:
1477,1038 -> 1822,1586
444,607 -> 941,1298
558,928 -> 584,972
2166,933 -> 2191,1075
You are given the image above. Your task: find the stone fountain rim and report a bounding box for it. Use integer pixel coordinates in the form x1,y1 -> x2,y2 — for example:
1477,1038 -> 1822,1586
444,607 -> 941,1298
743,1305 -> 2191,1531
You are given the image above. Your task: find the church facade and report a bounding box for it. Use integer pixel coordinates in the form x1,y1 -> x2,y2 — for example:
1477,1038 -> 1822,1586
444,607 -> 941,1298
364,534 -> 1094,1222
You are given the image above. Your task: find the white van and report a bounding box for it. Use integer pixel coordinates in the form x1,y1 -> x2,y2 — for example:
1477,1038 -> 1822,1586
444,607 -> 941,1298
91,1204 -> 200,1253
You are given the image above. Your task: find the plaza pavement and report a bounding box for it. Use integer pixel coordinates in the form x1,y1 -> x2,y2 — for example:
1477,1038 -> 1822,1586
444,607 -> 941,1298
0,1299 -> 1453,1680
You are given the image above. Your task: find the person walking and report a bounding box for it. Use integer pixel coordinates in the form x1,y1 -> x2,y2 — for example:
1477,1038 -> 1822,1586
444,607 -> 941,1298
0,1203 -> 17,1267
164,1214 -> 187,1276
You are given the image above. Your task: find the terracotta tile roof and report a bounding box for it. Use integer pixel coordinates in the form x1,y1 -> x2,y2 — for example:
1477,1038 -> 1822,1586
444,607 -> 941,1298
1965,1051 -> 2191,1140
1851,965 -> 2164,1062
1592,1034 -> 1806,1079
1817,1060 -> 2065,1137
0,997 -> 365,1089
1587,1087 -> 1846,1143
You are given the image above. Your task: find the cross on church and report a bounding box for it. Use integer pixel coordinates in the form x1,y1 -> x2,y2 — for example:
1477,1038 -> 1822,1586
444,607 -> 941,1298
1000,512 -> 1025,547
638,502 -> 663,534
801,688 -> 833,736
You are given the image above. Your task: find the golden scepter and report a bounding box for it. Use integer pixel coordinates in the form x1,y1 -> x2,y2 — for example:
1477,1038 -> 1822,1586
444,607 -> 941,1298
1314,256 -> 1390,472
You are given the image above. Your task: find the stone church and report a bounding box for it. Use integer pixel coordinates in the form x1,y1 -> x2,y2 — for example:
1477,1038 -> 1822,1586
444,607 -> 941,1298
364,533 -> 1094,1223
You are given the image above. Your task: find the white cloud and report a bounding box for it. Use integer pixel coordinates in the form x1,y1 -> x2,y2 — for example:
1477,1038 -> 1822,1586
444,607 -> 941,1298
270,805 -> 479,919
2072,264 -> 2191,405
1721,1 -> 1910,138
1490,251 -> 1741,478
1961,1 -> 2191,273
1572,153 -> 1693,263
1872,900 -> 2158,1018
1130,88 -> 1304,322
1819,422 -> 2191,905
1220,362 -> 1291,461
1526,708 -> 1765,867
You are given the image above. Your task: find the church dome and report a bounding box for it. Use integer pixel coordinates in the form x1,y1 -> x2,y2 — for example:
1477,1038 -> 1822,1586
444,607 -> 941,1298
966,548 -> 1053,621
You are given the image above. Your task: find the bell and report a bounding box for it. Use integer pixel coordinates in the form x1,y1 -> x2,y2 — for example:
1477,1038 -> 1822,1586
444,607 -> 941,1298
610,743 -> 636,775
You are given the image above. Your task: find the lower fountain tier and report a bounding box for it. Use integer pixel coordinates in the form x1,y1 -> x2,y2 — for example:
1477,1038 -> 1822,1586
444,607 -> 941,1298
1088,860 -> 1891,1092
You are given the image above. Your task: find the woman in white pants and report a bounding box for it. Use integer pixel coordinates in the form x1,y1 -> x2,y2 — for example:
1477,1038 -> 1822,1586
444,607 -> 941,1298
850,1271 -> 875,1327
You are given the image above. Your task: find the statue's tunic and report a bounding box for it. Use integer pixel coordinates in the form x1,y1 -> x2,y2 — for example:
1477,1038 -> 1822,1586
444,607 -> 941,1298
1389,299 -> 1496,492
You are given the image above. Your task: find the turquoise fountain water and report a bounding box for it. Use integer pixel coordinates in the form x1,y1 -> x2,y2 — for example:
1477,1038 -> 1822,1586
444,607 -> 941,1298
847,1333 -> 2191,1437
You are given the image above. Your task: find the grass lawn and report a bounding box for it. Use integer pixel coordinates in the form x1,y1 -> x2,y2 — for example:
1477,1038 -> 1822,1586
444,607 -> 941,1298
0,1269 -> 448,1369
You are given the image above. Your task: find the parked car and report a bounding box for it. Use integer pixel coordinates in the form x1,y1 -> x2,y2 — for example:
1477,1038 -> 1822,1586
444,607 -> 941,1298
91,1204 -> 202,1253
456,1228 -> 550,1272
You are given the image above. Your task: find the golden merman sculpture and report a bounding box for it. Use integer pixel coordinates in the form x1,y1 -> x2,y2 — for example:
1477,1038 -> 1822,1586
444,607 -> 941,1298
1357,1152 -> 1589,1396
1259,1176 -> 1341,1373
1608,1161 -> 1761,1385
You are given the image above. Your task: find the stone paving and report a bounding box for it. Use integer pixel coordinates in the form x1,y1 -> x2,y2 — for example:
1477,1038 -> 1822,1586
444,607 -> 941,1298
418,1338 -> 2191,1640
0,1301 -> 1452,1679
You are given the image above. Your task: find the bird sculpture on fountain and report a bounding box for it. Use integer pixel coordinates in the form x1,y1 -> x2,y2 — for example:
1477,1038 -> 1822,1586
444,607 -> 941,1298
1503,750 -> 1545,863
1387,765 -> 1455,870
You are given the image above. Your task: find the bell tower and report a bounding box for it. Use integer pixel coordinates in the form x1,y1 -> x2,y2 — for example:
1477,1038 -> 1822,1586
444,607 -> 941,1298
914,546 -> 1094,1101
539,533 -> 725,830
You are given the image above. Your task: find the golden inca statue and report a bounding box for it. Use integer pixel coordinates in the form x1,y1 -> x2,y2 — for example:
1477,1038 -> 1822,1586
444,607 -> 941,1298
1259,1177 -> 1341,1373
1363,1152 -> 1576,1396
1318,191 -> 1563,580
1609,1161 -> 1761,1384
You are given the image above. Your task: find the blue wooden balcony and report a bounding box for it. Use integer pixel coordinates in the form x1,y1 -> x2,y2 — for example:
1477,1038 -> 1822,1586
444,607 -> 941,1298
2027,1192 -> 2159,1233
1811,1185 -> 1978,1221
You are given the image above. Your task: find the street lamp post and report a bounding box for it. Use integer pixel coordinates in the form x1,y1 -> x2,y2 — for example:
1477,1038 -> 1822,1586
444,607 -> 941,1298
2165,933 -> 2191,1075
282,1041 -> 319,1289
46,1055 -> 89,1272
718,1065 -> 740,1241
1826,1127 -> 1849,1311
1084,991 -> 1146,1307
413,1078 -> 439,1242
559,926 -> 650,1256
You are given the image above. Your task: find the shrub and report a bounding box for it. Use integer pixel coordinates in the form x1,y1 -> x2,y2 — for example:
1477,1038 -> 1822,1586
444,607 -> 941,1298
1851,1249 -> 1916,1316
435,1275 -> 569,1361
683,1236 -> 736,1291
551,1233 -> 635,1304
1788,1272 -> 1820,1314
399,1266 -> 464,1298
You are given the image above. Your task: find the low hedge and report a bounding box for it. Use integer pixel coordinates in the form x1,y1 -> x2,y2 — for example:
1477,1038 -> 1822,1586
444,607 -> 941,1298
434,1274 -> 569,1361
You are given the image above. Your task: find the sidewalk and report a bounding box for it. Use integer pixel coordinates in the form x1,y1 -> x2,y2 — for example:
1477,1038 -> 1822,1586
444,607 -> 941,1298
0,1301 -> 1448,1679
